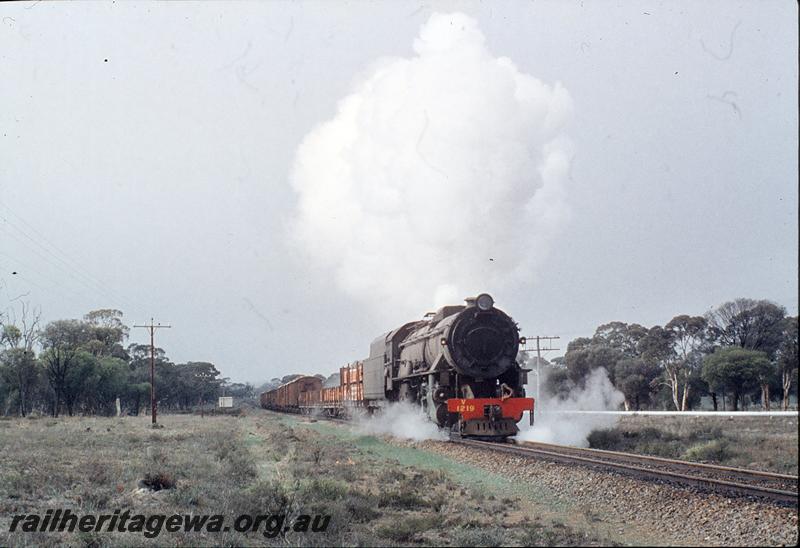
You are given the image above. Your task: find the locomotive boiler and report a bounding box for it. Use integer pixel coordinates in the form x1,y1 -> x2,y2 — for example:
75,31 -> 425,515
261,293 -> 534,439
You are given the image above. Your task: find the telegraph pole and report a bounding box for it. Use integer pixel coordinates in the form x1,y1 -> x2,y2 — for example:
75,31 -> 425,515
133,318 -> 171,426
521,335 -> 560,416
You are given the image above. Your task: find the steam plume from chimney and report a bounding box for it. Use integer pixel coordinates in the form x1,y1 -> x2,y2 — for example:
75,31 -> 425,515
291,12 -> 573,318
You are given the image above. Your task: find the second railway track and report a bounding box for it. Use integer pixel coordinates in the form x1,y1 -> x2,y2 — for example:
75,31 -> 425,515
454,438 -> 799,505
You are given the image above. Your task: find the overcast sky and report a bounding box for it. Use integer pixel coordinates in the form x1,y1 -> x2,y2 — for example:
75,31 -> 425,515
1,1 -> 797,384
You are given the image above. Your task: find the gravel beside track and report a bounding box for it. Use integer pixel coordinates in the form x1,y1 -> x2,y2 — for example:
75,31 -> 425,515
489,439 -> 798,502
402,438 -> 799,546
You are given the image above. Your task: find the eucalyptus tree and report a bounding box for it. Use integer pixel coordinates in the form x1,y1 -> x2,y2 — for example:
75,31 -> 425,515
776,316 -> 798,410
702,347 -> 772,411
40,319 -> 91,416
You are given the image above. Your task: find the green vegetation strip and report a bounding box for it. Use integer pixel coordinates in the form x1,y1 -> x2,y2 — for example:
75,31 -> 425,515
294,418 -> 572,512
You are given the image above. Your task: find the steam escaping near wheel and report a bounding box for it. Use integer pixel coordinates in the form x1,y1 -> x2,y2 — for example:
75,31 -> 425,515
352,401 -> 448,442
290,12 -> 573,319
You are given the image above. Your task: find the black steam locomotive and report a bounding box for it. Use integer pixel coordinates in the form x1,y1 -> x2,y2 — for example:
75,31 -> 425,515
364,293 -> 533,438
262,294 -> 533,439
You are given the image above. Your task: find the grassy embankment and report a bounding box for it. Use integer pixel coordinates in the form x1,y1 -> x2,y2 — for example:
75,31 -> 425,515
0,411 -> 616,546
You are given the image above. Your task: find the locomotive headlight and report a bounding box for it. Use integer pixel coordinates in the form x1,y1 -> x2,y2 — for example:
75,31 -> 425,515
476,293 -> 494,311
440,338 -> 447,346
519,336 -> 527,345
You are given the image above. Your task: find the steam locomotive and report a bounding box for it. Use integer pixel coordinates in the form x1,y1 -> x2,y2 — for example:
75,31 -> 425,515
261,294 -> 534,439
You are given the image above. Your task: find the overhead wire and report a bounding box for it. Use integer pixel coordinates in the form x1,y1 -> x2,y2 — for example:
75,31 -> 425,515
0,202 -> 151,321
0,199 -> 139,304
0,221 -> 124,304
0,247 -> 112,311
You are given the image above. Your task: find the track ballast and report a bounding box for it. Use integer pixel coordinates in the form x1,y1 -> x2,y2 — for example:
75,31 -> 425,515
453,438 -> 798,505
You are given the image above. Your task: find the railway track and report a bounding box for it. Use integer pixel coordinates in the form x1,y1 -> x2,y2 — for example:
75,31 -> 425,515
454,438 -> 799,505
273,408 -> 798,504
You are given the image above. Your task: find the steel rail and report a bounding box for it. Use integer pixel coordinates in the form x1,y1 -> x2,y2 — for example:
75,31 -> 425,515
456,439 -> 799,505
516,440 -> 798,486
265,407 -> 798,504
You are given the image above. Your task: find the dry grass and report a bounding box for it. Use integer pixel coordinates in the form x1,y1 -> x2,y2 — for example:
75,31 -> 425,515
0,412 -> 599,546
588,415 -> 798,474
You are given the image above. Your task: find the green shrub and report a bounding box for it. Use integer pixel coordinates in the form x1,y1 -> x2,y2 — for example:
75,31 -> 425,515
686,426 -> 723,442
375,514 -> 442,542
683,440 -> 732,463
429,491 -> 448,512
76,483 -> 111,510
343,492 -> 381,522
225,449 -> 257,486
589,426 -> 682,454
237,479 -> 295,515
519,523 -> 560,546
638,440 -> 682,459
517,522 -> 592,547
451,525 -> 507,547
211,435 -> 239,460
303,478 -> 349,501
329,461 -> 358,482
79,458 -> 114,485
635,427 -> 671,441
382,466 -> 406,483
170,483 -> 205,507
587,428 -> 622,449
3,470 -> 32,495
377,485 -> 427,509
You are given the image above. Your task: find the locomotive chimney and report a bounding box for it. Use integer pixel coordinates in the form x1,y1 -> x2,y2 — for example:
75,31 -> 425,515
465,293 -> 494,310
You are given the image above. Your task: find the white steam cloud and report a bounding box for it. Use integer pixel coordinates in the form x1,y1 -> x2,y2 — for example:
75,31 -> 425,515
352,402 -> 448,442
519,368 -> 625,446
291,12 -> 573,316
